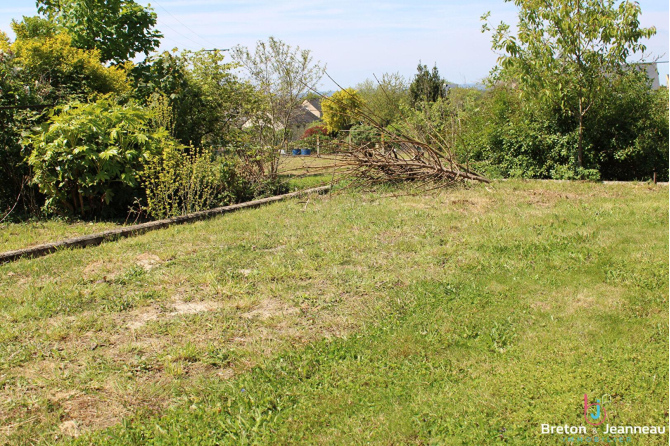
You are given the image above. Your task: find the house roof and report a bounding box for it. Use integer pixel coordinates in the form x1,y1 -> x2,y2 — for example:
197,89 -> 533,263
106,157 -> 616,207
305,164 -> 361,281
291,106 -> 320,126
305,98 -> 322,115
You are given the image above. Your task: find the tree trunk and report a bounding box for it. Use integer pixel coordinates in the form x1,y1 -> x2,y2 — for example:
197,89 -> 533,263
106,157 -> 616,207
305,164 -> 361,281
578,100 -> 584,168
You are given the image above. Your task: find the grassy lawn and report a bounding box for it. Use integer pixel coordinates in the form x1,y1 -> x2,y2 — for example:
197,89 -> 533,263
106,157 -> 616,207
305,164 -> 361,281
0,167 -> 332,255
0,181 -> 667,445
280,154 -> 343,191
0,220 -> 124,253
277,154 -> 343,176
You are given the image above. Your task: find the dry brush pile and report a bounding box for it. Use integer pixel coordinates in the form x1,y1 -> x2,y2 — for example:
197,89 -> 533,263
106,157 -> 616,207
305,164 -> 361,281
307,78 -> 490,189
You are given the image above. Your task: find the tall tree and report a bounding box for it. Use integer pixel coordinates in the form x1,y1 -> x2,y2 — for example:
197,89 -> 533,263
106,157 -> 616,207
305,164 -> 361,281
10,16 -> 130,101
321,88 -> 364,133
356,72 -> 409,127
37,0 -> 162,64
231,37 -> 325,149
409,63 -> 448,107
482,0 -> 656,168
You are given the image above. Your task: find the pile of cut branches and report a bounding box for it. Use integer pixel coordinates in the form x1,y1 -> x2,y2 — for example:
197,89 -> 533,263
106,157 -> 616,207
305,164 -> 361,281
310,75 -> 490,189
338,136 -> 489,188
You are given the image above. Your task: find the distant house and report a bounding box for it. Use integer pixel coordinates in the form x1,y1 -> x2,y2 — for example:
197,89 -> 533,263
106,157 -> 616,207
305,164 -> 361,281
631,62 -> 661,90
290,99 -> 322,140
242,98 -> 323,141
302,98 -> 322,119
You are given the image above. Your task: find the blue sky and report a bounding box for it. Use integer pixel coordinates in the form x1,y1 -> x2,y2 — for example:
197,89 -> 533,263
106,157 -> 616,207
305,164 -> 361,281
1,0 -> 668,88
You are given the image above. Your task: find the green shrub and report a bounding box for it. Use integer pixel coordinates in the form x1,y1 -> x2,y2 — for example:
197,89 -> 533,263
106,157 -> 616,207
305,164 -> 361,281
221,147 -> 289,201
464,73 -> 668,181
142,145 -> 288,220
26,98 -> 165,217
349,124 -> 378,146
142,143 -> 220,219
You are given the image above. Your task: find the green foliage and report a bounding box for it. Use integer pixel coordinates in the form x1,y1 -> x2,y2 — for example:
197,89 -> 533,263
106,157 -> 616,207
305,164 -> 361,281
142,143 -> 220,219
131,50 -> 259,149
26,98 -> 165,216
483,0 -> 657,168
349,124 -> 378,146
232,37 -> 325,149
588,75 -> 669,181
0,18 -> 130,217
10,19 -> 130,102
10,15 -> 58,40
321,88 -> 364,133
356,72 -> 408,127
0,31 -> 10,51
399,97 -> 453,148
0,44 -> 43,215
461,85 -> 599,179
409,62 -> 448,107
37,0 -> 162,64
181,50 -> 260,148
463,74 -> 667,181
224,146 -> 290,198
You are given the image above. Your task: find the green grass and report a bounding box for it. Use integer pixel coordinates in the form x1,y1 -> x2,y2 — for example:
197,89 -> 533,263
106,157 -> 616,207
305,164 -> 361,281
0,181 -> 667,445
286,174 -> 333,190
279,154 -> 342,191
0,220 -> 124,252
0,167 -> 329,254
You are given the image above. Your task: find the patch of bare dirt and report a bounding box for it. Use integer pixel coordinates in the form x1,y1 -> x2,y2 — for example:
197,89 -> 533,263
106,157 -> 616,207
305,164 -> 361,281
525,189 -> 582,207
259,245 -> 286,252
447,196 -> 492,213
82,260 -> 122,281
126,298 -> 223,329
135,253 -> 163,271
241,298 -> 300,320
59,392 -> 125,433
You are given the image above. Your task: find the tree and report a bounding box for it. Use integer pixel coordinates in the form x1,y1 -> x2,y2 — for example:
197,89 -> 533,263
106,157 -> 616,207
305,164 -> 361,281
322,88 -> 364,133
10,18 -> 129,102
182,50 -> 261,148
356,72 -> 409,127
231,37 -> 325,149
409,63 -> 448,107
131,50 -> 261,148
37,0 -> 162,64
483,0 -> 656,168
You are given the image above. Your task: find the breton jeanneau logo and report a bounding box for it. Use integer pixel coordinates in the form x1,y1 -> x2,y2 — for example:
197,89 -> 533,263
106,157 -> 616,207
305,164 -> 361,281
584,394 -> 607,426
542,393 -> 667,438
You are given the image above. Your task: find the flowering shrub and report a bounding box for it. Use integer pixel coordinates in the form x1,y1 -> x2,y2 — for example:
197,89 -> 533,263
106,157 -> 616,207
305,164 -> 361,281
301,124 -> 327,139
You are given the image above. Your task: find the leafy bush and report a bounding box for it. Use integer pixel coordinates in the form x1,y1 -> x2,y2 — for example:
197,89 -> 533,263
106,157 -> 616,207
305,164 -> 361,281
322,89 -> 364,133
0,45 -> 43,216
460,63 -> 669,181
587,75 -> 669,181
142,143 -> 220,219
12,22 -> 129,101
225,146 -> 289,199
0,19 -> 131,218
349,124 -> 379,146
131,50 -> 259,149
301,124 -> 327,139
26,98 -> 165,216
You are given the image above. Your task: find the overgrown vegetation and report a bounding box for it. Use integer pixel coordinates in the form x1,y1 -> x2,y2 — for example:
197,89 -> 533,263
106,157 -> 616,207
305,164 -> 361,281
0,4 -> 322,223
